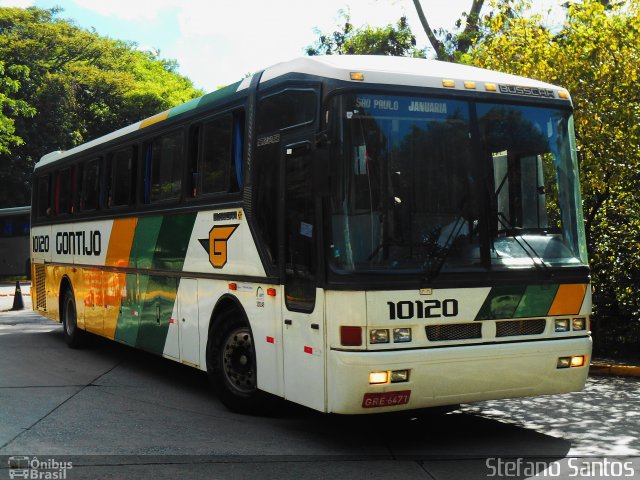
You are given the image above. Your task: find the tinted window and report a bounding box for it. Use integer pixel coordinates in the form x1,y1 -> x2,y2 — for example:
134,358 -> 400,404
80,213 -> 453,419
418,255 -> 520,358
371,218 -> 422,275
0,215 -> 29,237
201,116 -> 232,194
257,90 -> 316,134
56,167 -> 76,215
80,158 -> 101,211
107,147 -> 137,207
36,175 -> 51,218
254,140 -> 279,266
146,131 -> 183,203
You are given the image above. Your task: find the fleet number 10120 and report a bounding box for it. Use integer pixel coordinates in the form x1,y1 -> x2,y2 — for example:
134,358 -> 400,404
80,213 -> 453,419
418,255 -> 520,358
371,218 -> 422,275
387,299 -> 459,320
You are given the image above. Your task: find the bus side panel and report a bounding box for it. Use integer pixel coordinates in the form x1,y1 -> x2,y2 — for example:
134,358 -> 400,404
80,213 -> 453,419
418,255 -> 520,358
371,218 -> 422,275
114,273 -> 142,346
30,224 -> 52,319
80,268 -> 103,334
181,209 -> 266,277
195,279 -> 284,397
245,284 -> 283,397
136,274 -> 178,357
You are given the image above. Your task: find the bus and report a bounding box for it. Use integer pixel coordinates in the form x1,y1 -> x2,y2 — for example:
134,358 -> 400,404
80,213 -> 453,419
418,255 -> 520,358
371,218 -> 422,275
30,56 -> 592,414
0,206 -> 30,278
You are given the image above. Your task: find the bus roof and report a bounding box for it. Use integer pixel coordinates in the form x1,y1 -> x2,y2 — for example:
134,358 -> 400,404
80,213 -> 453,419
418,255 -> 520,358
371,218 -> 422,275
35,55 -> 568,170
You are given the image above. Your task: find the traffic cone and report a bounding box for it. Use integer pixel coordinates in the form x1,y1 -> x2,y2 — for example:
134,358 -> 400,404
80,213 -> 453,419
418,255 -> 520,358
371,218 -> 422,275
11,280 -> 24,311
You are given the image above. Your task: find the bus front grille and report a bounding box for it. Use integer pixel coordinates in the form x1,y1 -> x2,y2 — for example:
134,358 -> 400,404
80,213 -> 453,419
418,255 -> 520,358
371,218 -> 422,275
34,264 -> 46,311
425,323 -> 482,342
496,319 -> 546,337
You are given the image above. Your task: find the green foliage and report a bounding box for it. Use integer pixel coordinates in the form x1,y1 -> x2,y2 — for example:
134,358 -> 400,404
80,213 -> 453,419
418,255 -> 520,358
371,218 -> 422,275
466,0 -> 640,354
0,6 -> 203,206
306,13 -> 425,57
0,61 -> 35,154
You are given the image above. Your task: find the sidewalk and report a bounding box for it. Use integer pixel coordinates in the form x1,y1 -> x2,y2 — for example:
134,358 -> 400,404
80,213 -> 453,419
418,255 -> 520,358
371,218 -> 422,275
590,358 -> 640,378
0,281 -> 31,311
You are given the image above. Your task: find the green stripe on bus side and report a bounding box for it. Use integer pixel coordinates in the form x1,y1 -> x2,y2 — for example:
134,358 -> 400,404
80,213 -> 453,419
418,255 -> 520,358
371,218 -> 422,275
136,274 -> 178,355
167,97 -> 203,118
115,213 -> 196,353
476,285 -> 527,320
114,273 -> 145,346
514,284 -> 559,318
151,213 -> 197,271
129,216 -> 164,269
194,80 -> 242,110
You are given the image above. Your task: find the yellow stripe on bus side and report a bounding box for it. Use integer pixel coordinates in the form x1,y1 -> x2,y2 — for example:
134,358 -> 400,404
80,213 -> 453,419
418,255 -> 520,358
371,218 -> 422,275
105,217 -> 138,267
548,284 -> 587,316
139,110 -> 169,129
102,218 -> 138,339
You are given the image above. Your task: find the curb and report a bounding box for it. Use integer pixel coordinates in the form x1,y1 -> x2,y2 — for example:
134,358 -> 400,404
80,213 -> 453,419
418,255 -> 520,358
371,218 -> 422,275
589,363 -> 640,378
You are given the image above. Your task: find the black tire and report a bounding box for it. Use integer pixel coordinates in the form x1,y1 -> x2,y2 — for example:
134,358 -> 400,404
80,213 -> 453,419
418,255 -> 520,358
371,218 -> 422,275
206,312 -> 275,414
62,288 -> 85,349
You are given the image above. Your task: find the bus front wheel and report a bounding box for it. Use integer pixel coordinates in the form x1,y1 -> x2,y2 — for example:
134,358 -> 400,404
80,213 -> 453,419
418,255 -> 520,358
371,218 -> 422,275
207,313 -> 274,414
62,288 -> 85,349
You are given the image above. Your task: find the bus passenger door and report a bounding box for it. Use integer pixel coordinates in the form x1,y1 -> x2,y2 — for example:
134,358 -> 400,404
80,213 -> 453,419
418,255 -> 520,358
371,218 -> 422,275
177,278 -> 200,367
281,136 -> 325,412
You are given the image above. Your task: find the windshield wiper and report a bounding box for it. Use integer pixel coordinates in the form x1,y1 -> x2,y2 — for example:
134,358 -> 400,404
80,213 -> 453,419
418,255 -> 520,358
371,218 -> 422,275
422,214 -> 468,284
494,212 -> 550,273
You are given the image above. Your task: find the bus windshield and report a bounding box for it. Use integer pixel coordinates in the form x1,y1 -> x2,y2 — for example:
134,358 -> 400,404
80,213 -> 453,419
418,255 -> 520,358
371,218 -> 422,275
326,93 -> 588,276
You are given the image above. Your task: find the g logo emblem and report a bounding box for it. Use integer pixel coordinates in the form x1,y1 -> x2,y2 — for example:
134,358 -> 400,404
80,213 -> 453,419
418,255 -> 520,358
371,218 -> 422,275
208,224 -> 239,268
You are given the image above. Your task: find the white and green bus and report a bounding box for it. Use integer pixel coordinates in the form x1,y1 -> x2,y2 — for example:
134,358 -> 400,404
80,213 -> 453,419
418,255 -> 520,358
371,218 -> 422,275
30,56 -> 592,414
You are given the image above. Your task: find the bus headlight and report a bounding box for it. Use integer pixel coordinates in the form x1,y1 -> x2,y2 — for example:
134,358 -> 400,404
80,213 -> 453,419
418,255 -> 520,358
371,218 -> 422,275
393,328 -> 412,343
390,369 -> 410,383
572,317 -> 587,331
370,329 -> 390,344
554,318 -> 570,332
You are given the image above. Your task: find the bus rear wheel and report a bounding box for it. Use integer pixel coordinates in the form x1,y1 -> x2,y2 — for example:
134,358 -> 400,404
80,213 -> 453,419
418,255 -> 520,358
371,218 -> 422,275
62,288 -> 85,349
207,313 -> 274,414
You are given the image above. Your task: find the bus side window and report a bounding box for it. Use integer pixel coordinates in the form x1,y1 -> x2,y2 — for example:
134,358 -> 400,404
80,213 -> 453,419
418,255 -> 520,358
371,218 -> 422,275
232,112 -> 243,192
188,124 -> 200,197
257,90 -> 316,134
36,174 -> 51,218
80,157 -> 101,211
145,131 -> 184,203
201,115 -> 232,195
189,111 -> 242,198
56,166 -> 76,215
108,147 -> 137,207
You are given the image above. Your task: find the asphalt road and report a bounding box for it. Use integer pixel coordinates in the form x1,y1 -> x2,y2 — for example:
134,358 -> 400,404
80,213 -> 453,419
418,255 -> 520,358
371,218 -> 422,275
1,283 -> 639,479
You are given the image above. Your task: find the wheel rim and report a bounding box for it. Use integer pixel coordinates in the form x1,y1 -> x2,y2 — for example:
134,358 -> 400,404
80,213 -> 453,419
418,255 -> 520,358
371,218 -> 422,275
221,327 -> 256,395
64,296 -> 76,336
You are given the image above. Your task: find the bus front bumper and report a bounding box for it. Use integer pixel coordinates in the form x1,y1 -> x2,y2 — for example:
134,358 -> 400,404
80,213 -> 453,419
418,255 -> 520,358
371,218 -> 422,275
327,336 -> 591,414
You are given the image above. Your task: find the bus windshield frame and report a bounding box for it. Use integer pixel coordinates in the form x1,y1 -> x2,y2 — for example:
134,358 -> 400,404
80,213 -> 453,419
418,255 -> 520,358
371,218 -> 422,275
324,91 -> 588,282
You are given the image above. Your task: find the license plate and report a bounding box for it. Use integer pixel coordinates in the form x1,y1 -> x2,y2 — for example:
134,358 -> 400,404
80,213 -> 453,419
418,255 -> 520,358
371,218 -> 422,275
362,390 -> 411,408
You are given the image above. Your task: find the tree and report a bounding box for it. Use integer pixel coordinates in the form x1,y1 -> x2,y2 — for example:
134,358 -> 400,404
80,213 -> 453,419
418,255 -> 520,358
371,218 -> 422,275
465,0 -> 640,355
0,7 -> 203,206
411,0 -> 486,61
306,13 -> 425,57
0,61 -> 34,154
